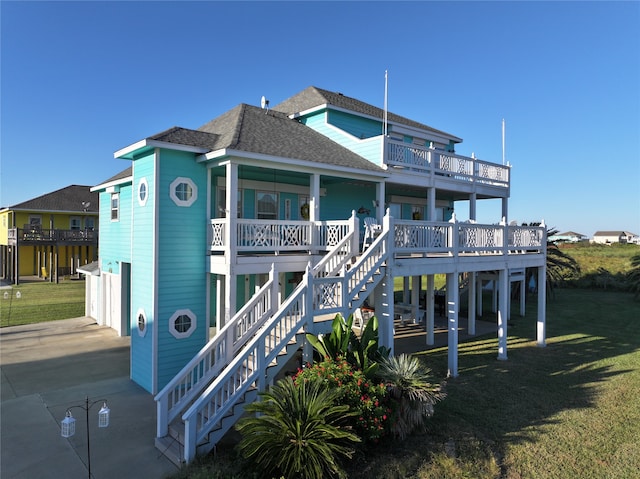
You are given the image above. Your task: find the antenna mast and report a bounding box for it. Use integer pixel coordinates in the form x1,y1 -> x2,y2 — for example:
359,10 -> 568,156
384,70 -> 388,136
502,118 -> 506,165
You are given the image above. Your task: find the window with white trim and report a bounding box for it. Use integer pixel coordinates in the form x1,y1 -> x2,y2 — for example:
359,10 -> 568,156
257,191 -> 277,220
138,177 -> 149,206
136,308 -> 147,337
169,309 -> 196,339
170,177 -> 197,207
70,216 -> 81,230
85,217 -> 95,230
111,193 -> 119,221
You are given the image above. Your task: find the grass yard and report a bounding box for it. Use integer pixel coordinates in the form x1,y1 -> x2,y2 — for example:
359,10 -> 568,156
0,280 -> 86,327
173,288 -> 640,479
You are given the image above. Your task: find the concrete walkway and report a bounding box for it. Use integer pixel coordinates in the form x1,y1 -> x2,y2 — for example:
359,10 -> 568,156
0,313 -> 497,479
0,317 -> 179,479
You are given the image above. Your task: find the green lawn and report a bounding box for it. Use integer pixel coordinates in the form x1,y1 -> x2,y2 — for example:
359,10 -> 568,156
172,288 -> 640,479
0,280 -> 86,327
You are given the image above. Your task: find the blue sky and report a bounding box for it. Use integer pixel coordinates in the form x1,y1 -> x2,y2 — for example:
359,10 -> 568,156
1,1 -> 638,237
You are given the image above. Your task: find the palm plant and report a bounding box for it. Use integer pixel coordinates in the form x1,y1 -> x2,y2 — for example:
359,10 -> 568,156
377,354 -> 445,440
628,253 -> 640,298
235,376 -> 360,479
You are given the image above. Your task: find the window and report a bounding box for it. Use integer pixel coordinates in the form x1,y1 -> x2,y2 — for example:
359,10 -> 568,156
138,178 -> 149,206
111,194 -> 119,221
257,191 -> 278,220
29,215 -> 42,226
170,177 -> 197,207
299,195 -> 310,220
70,217 -> 81,230
85,217 -> 95,230
136,308 -> 147,337
169,309 -> 196,339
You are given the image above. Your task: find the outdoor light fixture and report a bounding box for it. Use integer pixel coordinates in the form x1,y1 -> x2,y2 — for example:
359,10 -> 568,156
60,396 -> 111,478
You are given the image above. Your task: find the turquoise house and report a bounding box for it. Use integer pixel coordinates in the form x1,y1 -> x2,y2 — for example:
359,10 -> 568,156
86,86 -> 547,463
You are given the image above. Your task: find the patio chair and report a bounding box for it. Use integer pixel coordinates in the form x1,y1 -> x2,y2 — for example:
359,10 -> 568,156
362,217 -> 382,250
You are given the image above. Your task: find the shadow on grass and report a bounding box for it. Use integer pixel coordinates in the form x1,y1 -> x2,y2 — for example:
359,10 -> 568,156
416,288 -> 639,447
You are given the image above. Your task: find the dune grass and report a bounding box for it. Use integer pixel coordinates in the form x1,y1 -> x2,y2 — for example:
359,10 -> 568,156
0,280 -> 85,327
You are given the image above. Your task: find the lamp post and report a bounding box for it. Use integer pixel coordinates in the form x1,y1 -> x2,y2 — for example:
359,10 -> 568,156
61,396 -> 111,479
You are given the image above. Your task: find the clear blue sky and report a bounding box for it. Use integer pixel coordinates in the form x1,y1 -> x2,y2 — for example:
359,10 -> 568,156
2,1 -> 639,237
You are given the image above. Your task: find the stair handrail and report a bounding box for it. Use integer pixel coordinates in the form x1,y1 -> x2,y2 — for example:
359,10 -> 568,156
155,265 -> 277,435
181,265 -> 313,462
312,210 -> 358,278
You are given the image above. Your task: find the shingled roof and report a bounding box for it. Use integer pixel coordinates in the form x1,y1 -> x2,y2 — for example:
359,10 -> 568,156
196,103 -> 386,173
272,86 -> 462,142
7,185 -> 98,213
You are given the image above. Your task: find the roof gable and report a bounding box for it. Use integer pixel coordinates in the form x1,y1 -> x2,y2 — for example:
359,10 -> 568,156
273,86 -> 461,142
8,185 -> 98,213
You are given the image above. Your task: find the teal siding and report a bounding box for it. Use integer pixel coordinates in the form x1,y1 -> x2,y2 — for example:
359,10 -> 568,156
244,189 -> 256,218
321,182 -> 376,221
98,183 -> 132,274
302,113 -> 384,164
328,110 -> 382,139
156,149 -> 208,390
130,152 -> 156,392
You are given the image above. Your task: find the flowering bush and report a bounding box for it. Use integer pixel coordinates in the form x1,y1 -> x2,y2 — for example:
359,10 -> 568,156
294,356 -> 392,443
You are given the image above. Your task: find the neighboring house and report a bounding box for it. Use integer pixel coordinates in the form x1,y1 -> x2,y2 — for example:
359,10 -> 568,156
548,231 -> 588,243
592,231 -> 639,244
87,86 -> 547,464
0,185 -> 99,284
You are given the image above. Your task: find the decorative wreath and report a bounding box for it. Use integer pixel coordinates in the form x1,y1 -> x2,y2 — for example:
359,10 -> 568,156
300,203 -> 310,220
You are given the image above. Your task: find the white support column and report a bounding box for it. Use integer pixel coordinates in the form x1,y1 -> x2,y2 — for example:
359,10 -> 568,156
497,269 -> 508,360
403,277 -> 410,304
446,272 -> 459,377
224,271 -> 236,326
310,173 -> 320,253
302,265 -> 315,365
375,269 -> 395,355
477,276 -> 483,317
226,163 -> 238,266
501,197 -> 508,223
411,275 -> 420,323
469,192 -> 477,221
376,181 -> 386,224
427,187 -> 436,221
537,265 -> 547,347
468,272 -> 476,335
216,274 -> 225,330
426,274 -> 435,345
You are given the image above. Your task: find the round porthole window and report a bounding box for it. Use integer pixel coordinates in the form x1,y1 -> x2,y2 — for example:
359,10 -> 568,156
136,308 -> 147,337
169,309 -> 196,339
138,178 -> 149,206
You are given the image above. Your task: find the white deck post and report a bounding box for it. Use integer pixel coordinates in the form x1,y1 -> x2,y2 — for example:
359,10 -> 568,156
310,173 -> 320,254
537,265 -> 547,347
426,274 -> 435,345
520,277 -> 526,316
411,275 -> 420,323
477,276 -> 483,317
446,272 -> 459,377
497,268 -> 508,360
468,272 -> 476,335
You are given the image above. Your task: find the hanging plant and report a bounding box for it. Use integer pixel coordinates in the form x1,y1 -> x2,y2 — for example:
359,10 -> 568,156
300,202 -> 310,220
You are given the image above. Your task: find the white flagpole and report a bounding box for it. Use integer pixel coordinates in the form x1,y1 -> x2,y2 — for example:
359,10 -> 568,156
502,118 -> 506,166
384,70 -> 388,136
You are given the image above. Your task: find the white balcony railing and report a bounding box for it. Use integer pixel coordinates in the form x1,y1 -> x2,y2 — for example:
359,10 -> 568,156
386,139 -> 510,188
209,218 -> 355,253
392,219 -> 545,255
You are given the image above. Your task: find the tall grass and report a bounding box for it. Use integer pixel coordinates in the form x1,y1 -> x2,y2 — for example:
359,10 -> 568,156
0,280 -> 85,327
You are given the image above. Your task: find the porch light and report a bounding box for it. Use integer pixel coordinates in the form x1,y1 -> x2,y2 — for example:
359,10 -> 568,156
98,402 -> 110,428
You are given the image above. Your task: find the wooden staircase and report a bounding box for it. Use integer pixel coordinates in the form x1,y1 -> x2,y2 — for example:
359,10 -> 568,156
154,216 -> 391,465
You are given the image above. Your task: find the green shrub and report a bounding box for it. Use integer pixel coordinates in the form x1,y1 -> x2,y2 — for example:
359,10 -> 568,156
295,357 -> 391,443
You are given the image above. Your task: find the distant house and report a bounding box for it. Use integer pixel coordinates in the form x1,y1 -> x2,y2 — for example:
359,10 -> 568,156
591,231 -> 639,244
548,231 -> 588,243
0,185 -> 99,284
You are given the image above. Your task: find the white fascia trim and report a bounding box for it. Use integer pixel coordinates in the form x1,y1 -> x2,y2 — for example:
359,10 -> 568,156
198,149 -> 389,180
91,176 -> 132,193
114,139 -> 210,159
391,123 -> 462,145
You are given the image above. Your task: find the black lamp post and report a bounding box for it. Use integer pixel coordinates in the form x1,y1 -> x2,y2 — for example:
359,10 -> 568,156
61,396 -> 111,479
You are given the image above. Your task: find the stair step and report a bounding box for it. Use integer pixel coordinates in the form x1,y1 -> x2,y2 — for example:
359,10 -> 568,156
155,435 -> 185,467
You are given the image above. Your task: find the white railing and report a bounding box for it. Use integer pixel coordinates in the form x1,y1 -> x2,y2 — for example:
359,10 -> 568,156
209,218 -> 354,253
154,267 -> 277,437
386,139 -> 510,188
182,267 -> 312,462
393,218 -> 545,255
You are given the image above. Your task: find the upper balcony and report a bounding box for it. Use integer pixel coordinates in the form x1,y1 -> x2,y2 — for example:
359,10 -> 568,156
8,226 -> 98,246
385,138 -> 510,191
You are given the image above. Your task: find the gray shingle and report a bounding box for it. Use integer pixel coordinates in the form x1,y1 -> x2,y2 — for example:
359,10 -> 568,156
9,185 -> 99,212
273,86 -> 461,142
